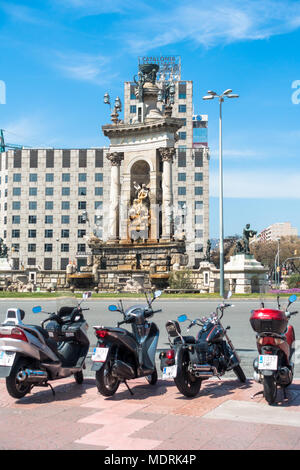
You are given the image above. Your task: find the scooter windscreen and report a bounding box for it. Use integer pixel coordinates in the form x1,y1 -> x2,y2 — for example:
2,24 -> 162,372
56,295 -> 78,319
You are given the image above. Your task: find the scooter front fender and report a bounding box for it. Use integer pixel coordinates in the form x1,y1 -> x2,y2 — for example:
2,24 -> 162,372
91,361 -> 104,372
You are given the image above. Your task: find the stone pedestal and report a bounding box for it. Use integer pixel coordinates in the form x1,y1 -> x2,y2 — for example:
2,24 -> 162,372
224,253 -> 268,294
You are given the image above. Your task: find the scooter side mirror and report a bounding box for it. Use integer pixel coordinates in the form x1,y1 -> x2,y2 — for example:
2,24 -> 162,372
289,294 -> 297,304
177,314 -> 187,322
32,306 -> 42,314
108,305 -> 118,312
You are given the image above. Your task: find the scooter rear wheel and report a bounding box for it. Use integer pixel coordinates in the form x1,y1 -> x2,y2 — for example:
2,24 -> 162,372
264,375 -> 277,405
6,358 -> 32,399
96,362 -> 120,397
145,368 -> 158,385
74,371 -> 84,384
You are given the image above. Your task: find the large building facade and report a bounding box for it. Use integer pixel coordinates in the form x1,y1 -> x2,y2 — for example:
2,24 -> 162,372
0,58 -> 209,271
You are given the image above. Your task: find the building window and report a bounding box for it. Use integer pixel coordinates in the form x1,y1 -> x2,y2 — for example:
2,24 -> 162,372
46,150 -> 54,168
178,173 -> 186,181
44,258 -> 52,271
95,187 -> 103,196
45,201 -> 53,210
61,229 -> 69,238
61,243 -> 69,252
12,243 -> 19,252
78,215 -> 86,224
29,173 -> 37,182
195,172 -> 203,181
61,258 -> 69,270
195,187 -> 203,196
27,258 -> 36,266
45,173 -> 54,182
195,229 -> 203,238
44,243 -> 53,252
195,243 -> 204,253
61,215 -> 69,224
178,187 -> 186,196
95,201 -> 103,210
29,201 -> 37,210
177,147 -> 186,167
178,132 -> 186,140
178,104 -> 186,113
13,188 -> 21,196
130,105 -> 136,114
45,215 -> 53,224
62,187 -> 70,196
79,150 -> 87,168
78,187 -> 86,196
12,215 -> 20,224
78,173 -> 86,182
28,229 -> 36,238
12,201 -> 21,210
95,149 -> 103,168
12,230 -> 20,238
195,201 -> 203,210
13,151 -> 22,168
78,201 -> 86,210
28,244 -> 36,252
13,173 -> 21,182
95,173 -> 103,182
45,187 -> 54,196
194,151 -> 203,167
29,150 -> 38,168
62,173 -> 70,182
29,187 -> 37,196
28,215 -> 37,224
62,150 -> 70,168
195,215 -> 203,224
45,229 -> 53,238
61,201 -> 70,210
78,229 -> 86,238
77,243 -> 86,253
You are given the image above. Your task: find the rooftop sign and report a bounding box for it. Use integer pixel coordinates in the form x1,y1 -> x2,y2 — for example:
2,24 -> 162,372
138,56 -> 181,82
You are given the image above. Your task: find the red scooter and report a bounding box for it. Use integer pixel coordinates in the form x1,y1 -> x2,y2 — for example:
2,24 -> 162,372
250,294 -> 298,405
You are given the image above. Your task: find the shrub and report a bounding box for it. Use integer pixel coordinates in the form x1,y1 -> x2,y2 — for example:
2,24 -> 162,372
168,269 -> 193,290
287,274 -> 300,289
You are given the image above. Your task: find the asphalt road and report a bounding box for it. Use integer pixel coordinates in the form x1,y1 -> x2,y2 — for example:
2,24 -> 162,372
1,297 -> 300,379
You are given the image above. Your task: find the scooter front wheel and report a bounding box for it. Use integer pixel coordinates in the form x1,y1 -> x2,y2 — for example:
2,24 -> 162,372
6,358 -> 32,399
96,362 -> 120,397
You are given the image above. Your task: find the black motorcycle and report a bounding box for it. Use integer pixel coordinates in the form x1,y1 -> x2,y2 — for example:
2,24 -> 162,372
91,290 -> 162,396
160,293 -> 246,397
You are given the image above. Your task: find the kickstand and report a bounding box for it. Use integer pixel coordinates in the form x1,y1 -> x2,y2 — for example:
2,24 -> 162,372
47,382 -> 56,397
124,380 -> 134,396
251,390 -> 264,400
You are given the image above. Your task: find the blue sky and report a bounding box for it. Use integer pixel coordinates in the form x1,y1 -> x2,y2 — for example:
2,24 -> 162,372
1,0 -> 300,238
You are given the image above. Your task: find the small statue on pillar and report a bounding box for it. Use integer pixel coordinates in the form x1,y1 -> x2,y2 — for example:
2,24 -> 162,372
128,183 -> 151,242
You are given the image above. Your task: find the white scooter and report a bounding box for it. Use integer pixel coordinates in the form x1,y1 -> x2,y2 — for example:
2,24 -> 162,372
0,293 -> 91,399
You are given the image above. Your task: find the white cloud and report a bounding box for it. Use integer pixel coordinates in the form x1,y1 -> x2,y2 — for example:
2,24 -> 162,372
124,0 -> 300,53
210,168 -> 300,199
54,52 -> 116,84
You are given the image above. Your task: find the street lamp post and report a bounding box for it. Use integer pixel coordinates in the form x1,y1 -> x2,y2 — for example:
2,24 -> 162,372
203,89 -> 239,298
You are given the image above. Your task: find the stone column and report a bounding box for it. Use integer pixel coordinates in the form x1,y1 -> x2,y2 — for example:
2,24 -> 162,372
159,147 -> 175,240
106,152 -> 124,242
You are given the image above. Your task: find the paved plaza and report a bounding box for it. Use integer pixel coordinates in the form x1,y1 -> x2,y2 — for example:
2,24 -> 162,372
0,376 -> 300,450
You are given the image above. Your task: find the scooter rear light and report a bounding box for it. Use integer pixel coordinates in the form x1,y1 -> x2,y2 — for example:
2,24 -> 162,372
0,327 -> 28,342
96,329 -> 108,338
166,349 -> 175,359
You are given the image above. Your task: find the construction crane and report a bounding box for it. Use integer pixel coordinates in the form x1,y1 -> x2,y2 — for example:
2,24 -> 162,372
0,128 -> 24,152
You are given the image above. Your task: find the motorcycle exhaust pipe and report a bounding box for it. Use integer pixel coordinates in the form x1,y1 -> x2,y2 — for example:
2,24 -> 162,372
192,364 -> 217,378
17,369 -> 48,383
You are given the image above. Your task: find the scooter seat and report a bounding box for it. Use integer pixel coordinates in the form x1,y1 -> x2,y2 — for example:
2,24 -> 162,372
24,325 -> 49,340
174,336 -> 196,344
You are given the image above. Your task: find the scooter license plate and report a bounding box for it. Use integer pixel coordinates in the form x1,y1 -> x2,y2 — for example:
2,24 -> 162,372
162,365 -> 177,379
0,351 -> 16,367
91,347 -> 109,362
258,355 -> 278,370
